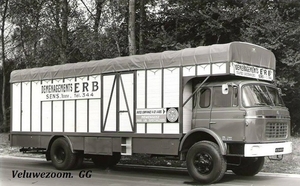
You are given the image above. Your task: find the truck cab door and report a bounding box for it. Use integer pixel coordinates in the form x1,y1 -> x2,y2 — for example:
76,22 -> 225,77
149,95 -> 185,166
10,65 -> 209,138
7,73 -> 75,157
209,86 -> 245,142
192,87 -> 212,129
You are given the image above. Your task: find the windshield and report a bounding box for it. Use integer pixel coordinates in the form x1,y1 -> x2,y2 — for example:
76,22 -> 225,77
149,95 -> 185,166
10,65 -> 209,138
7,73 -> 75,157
242,84 -> 285,107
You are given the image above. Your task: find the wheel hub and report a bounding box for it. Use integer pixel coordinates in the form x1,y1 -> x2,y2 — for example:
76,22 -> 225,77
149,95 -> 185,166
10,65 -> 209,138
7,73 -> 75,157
194,153 -> 213,174
55,147 -> 66,163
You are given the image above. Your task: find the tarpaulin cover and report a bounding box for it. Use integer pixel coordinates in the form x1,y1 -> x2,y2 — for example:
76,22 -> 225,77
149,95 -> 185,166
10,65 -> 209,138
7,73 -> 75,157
10,42 -> 276,83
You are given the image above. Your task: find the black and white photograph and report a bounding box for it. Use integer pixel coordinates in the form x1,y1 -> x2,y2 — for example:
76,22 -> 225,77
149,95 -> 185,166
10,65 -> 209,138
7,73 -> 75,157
1,0 -> 300,185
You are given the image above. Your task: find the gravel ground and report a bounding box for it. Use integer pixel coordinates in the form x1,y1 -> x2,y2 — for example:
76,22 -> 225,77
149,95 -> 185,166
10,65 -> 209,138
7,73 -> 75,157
1,133 -> 299,174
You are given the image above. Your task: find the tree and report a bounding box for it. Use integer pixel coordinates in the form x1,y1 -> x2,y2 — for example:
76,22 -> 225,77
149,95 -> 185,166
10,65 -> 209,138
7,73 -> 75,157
44,0 -> 70,64
60,0 -> 68,64
79,0 -> 107,59
128,0 -> 136,55
9,0 -> 45,68
1,0 -> 9,132
138,0 -> 145,54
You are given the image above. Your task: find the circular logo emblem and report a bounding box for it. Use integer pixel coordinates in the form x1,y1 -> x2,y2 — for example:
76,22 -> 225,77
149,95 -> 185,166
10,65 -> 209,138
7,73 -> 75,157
167,108 -> 179,122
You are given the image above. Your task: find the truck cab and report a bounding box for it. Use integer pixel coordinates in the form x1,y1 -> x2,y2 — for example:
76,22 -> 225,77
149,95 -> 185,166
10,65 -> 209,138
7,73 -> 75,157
188,78 -> 292,176
194,79 -> 290,143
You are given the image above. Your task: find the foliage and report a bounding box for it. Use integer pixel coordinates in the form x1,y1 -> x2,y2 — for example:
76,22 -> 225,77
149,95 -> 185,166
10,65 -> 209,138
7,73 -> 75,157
1,0 -> 300,134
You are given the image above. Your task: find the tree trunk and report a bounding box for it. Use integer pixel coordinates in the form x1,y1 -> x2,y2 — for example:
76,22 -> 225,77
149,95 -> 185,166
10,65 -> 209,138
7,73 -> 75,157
60,0 -> 68,64
33,5 -> 42,67
139,0 -> 145,54
115,37 -> 121,57
94,0 -> 106,34
1,0 -> 9,132
128,0 -> 136,55
93,0 -> 106,59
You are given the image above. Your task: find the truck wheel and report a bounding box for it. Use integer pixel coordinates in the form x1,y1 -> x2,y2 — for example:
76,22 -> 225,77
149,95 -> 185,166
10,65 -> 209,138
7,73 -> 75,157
92,155 -> 111,168
232,157 -> 264,176
50,137 -> 77,170
186,141 -> 227,184
92,153 -> 121,168
73,153 -> 84,169
110,152 -> 121,166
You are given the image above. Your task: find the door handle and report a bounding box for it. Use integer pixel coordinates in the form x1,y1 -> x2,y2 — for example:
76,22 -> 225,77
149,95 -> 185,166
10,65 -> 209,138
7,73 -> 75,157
209,122 -> 216,124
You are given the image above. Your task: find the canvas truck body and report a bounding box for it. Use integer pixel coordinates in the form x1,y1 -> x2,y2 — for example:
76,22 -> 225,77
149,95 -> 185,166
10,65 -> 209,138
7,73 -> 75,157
10,42 -> 292,184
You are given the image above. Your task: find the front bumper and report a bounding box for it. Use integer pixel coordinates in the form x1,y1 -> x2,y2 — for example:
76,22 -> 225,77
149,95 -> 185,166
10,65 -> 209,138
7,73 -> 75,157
244,141 -> 292,157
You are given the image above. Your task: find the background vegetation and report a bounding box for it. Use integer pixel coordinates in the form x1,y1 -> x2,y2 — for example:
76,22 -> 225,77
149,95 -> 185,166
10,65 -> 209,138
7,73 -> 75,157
1,0 -> 300,135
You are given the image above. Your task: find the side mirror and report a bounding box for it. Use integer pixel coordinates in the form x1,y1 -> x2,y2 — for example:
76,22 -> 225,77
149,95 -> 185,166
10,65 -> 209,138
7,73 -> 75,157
222,84 -> 229,95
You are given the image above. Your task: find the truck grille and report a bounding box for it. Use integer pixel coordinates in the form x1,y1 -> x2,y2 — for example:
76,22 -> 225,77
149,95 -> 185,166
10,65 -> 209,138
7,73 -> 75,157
265,122 -> 288,138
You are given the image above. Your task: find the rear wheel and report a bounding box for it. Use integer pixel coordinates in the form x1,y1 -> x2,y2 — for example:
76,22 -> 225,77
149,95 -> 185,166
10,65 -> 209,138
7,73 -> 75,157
110,152 -> 121,166
232,157 -> 264,176
73,153 -> 84,169
186,141 -> 227,184
92,155 -> 111,168
50,137 -> 77,170
92,153 -> 121,168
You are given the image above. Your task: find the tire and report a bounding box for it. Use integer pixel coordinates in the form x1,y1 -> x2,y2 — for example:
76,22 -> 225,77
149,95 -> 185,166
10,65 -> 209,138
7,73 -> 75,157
50,137 -> 77,170
186,141 -> 227,184
232,157 -> 264,176
110,152 -> 121,166
92,153 -> 121,168
73,153 -> 84,169
92,155 -> 112,168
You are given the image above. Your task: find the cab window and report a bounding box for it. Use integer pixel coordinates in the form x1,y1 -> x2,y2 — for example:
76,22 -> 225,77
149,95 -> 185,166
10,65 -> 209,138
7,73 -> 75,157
199,88 -> 211,108
213,86 -> 237,107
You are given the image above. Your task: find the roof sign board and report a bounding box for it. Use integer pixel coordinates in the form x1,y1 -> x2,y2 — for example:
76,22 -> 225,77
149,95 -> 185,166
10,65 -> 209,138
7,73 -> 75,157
230,62 -> 274,81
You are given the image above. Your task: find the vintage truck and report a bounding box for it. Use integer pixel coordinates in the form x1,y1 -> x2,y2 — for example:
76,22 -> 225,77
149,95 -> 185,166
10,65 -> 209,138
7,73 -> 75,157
10,42 -> 292,183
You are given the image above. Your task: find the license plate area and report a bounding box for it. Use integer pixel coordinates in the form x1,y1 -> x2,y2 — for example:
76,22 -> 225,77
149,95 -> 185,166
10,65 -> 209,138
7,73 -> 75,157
275,147 -> 284,152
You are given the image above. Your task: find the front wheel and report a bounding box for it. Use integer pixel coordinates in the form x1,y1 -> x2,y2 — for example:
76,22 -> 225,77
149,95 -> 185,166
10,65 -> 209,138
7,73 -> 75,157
232,157 -> 264,176
186,141 -> 227,184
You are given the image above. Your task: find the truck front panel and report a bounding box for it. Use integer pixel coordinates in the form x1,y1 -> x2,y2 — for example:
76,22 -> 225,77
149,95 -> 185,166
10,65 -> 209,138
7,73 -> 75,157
244,108 -> 290,143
